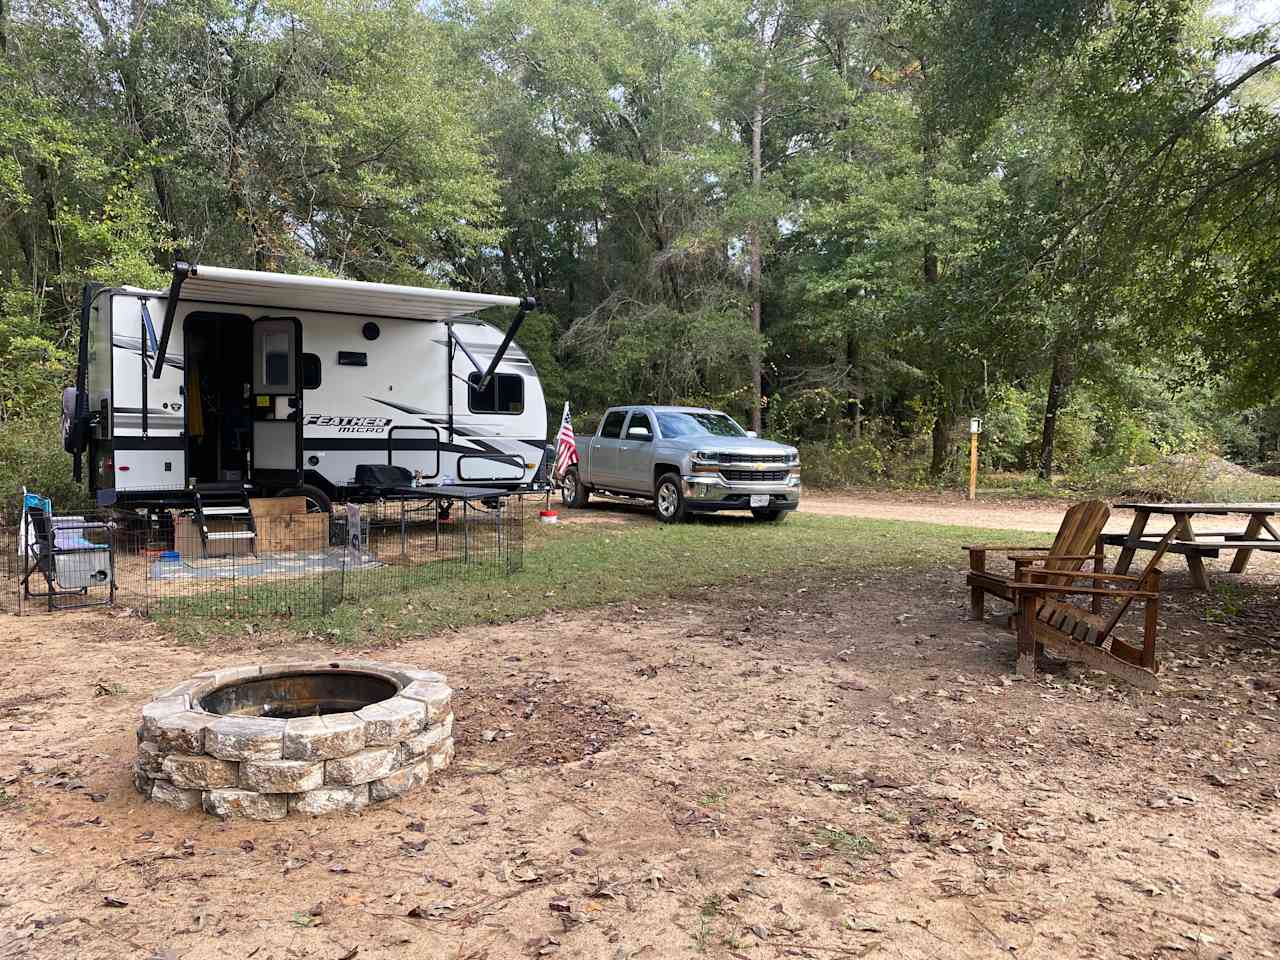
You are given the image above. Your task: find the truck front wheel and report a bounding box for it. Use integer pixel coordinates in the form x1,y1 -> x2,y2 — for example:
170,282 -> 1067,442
560,467 -> 590,508
654,473 -> 688,523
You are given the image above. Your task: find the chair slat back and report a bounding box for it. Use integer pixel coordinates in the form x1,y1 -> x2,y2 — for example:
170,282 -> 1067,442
1038,500 -> 1110,586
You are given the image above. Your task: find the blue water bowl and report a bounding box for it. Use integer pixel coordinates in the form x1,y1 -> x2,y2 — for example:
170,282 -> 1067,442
159,550 -> 181,562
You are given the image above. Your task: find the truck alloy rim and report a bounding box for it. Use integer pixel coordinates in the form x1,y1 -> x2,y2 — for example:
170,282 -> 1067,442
657,483 -> 678,516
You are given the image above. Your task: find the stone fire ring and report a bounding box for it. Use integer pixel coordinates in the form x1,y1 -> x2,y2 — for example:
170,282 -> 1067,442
134,661 -> 454,820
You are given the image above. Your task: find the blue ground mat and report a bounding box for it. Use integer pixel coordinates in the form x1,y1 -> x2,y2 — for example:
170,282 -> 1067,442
149,549 -> 383,581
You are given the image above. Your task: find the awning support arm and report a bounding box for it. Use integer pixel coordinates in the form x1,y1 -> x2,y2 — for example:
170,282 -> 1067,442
448,325 -> 485,373
477,297 -> 537,391
152,261 -> 190,379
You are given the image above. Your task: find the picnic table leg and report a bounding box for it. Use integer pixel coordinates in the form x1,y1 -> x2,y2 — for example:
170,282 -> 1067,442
1173,512 -> 1210,591
1228,514 -> 1266,574
1115,509 -> 1150,575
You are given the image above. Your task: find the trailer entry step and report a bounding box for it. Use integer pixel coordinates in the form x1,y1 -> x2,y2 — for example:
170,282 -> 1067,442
193,484 -> 258,558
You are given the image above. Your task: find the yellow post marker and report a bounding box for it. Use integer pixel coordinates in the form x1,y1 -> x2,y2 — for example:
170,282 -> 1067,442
968,417 -> 982,502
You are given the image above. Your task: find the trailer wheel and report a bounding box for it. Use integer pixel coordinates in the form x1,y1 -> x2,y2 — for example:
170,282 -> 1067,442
560,467 -> 590,508
279,484 -> 332,514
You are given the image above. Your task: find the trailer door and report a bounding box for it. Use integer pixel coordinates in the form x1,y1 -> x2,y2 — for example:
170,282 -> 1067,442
251,318 -> 302,481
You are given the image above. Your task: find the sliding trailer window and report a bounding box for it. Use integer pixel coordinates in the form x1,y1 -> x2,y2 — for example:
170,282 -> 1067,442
467,372 -> 524,415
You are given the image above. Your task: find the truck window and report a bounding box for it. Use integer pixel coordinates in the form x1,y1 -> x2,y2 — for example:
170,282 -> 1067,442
600,410 -> 626,438
467,372 -> 524,414
626,412 -> 653,441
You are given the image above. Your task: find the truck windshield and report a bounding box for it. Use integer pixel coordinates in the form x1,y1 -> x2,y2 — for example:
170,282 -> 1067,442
656,412 -> 747,438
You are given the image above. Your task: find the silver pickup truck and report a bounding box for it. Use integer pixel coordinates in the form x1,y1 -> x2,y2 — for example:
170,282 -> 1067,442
561,405 -> 801,522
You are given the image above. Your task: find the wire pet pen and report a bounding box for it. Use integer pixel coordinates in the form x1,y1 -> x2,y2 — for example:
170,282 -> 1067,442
12,492 -> 524,618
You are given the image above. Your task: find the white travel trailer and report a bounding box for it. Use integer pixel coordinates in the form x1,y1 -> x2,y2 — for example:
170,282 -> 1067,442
64,263 -> 547,512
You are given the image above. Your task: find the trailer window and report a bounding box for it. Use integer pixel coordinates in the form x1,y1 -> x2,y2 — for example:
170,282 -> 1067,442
263,332 -> 292,387
467,372 -> 524,414
302,353 -> 321,389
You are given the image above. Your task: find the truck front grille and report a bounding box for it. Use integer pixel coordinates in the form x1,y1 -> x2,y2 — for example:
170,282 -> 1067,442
722,469 -> 789,482
720,454 -> 788,464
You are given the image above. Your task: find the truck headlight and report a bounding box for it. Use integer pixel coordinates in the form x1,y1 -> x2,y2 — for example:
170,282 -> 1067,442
690,451 -> 720,473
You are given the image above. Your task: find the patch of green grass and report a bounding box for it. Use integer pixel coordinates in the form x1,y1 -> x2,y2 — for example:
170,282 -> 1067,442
816,826 -> 875,857
690,915 -> 714,953
154,512 -> 1039,645
1207,582 -> 1249,620
697,786 -> 730,807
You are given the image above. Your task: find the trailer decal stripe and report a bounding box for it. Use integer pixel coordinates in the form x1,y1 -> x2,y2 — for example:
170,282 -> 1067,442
114,437 -> 185,450
302,438 -> 524,464
365,397 -> 545,450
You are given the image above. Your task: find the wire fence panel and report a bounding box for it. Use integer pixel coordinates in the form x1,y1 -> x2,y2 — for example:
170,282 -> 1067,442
9,494 -> 525,619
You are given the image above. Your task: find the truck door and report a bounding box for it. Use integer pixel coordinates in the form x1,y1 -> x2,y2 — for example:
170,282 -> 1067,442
589,409 -> 627,486
250,317 -> 302,483
615,410 -> 654,492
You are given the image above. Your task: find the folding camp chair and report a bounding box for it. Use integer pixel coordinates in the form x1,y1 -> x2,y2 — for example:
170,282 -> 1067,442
20,491 -> 115,611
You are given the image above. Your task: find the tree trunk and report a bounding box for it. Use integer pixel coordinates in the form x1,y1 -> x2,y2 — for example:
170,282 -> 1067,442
929,408 -> 951,479
1038,337 -> 1075,480
748,82 -> 765,434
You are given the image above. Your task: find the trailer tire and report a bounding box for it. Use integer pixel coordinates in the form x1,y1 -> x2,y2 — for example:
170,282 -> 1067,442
654,472 -> 688,523
560,467 -> 590,508
279,484 -> 332,514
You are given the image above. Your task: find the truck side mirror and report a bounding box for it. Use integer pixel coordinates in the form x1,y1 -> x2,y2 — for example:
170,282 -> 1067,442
627,426 -> 651,440
745,430 -> 758,439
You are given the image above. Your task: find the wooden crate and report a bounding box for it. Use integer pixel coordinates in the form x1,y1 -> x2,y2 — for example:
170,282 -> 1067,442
250,498 -> 329,554
174,515 -> 254,559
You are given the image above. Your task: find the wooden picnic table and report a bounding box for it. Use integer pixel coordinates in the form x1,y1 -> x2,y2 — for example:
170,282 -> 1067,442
1106,501 -> 1280,590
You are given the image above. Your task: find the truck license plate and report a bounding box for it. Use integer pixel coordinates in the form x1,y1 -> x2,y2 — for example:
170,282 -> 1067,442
750,494 -> 770,508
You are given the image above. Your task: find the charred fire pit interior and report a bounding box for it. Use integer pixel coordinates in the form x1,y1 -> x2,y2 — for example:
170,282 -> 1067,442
199,670 -> 400,720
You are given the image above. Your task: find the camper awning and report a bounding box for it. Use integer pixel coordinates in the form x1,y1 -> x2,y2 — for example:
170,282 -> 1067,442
150,262 -> 536,380
165,263 -> 527,320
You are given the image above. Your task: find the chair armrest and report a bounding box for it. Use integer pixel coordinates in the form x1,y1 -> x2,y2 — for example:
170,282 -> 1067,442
963,545 -> 1052,553
1008,582 -> 1157,599
1006,553 -> 1098,563
1024,571 -> 1142,583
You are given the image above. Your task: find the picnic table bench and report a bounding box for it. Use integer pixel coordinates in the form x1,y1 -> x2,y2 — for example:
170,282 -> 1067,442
1102,501 -> 1280,590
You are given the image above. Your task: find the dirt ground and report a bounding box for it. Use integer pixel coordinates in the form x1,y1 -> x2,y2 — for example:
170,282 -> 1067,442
2,501 -> 1280,960
800,490 -> 1268,536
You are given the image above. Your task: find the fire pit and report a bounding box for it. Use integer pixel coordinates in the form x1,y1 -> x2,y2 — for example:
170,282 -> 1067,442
135,661 -> 454,820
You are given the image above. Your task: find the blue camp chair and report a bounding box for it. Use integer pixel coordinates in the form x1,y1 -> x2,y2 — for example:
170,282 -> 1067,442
20,490 -> 115,610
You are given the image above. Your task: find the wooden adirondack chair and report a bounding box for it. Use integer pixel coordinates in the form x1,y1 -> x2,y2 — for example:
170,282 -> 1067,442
1007,527 -> 1176,690
964,500 -> 1111,623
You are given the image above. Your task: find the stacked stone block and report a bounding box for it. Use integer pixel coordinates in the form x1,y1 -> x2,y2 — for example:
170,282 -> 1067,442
134,661 -> 454,820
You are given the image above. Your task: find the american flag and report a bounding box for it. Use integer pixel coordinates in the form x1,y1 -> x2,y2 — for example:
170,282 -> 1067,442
554,401 -> 578,479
